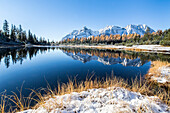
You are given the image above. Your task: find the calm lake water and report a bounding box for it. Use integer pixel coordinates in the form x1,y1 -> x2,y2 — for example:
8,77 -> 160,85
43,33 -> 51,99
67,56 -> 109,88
0,47 -> 170,96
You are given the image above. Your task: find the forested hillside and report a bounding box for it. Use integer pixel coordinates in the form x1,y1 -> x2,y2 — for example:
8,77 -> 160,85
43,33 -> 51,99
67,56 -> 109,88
0,20 -> 52,46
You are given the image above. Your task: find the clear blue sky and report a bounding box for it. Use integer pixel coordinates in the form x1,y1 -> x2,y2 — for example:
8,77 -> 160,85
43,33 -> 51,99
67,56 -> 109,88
0,0 -> 170,41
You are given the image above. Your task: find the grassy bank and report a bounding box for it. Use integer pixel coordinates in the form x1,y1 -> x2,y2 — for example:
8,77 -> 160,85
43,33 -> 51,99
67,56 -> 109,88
146,61 -> 170,86
0,74 -> 169,113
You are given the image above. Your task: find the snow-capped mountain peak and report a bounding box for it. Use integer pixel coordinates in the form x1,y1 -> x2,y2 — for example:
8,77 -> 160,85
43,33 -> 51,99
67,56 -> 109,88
99,25 -> 126,36
62,26 -> 99,41
62,24 -> 155,41
125,24 -> 154,35
82,26 -> 88,31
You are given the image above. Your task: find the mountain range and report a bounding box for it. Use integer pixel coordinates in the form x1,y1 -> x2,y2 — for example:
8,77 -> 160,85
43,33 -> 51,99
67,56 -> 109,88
62,24 -> 155,41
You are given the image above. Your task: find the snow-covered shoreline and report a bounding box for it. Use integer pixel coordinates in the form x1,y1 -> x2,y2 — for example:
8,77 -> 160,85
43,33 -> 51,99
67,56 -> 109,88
18,87 -> 169,113
149,66 -> 170,84
59,45 -> 170,54
145,61 -> 170,84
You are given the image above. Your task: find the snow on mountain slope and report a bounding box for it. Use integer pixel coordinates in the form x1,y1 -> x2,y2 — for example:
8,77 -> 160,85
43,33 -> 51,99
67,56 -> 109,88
62,24 -> 155,41
125,24 -> 155,36
62,26 -> 99,41
99,25 -> 127,36
99,24 -> 155,36
64,51 -> 98,63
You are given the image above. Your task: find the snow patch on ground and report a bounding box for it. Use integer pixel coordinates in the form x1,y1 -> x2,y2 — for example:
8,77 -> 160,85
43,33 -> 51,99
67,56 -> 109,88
59,45 -> 170,54
18,87 -> 169,113
132,45 -> 170,52
151,66 -> 170,84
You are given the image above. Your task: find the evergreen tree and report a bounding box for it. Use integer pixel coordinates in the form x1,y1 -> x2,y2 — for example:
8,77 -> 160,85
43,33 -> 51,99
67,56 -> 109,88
28,30 -> 34,43
33,34 -> 37,43
13,25 -> 17,34
17,25 -> 23,41
21,31 -> 27,42
47,39 -> 51,45
3,20 -> 9,37
10,24 -> 16,41
19,25 -> 22,32
39,37 -> 42,43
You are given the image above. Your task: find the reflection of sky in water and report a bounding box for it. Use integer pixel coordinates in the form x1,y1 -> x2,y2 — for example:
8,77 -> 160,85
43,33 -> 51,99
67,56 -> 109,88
0,47 -> 151,96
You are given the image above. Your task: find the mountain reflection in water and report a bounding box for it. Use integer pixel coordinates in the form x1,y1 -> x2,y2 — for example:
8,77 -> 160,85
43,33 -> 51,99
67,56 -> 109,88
0,47 -> 169,69
64,51 -> 143,67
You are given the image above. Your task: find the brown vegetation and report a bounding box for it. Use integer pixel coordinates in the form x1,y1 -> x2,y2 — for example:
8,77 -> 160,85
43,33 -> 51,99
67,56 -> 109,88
0,74 -> 169,112
149,61 -> 170,76
146,61 -> 170,86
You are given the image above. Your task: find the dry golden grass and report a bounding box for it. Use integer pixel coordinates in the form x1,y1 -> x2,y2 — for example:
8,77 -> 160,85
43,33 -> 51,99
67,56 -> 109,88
0,75 -> 169,112
0,91 -> 6,113
146,61 -> 170,87
149,61 -> 170,76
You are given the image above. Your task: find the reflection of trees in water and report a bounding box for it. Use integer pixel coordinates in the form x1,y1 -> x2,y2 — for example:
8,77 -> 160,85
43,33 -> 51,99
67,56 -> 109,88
0,47 -> 56,68
59,47 -> 170,63
0,47 -> 169,68
4,55 -> 10,68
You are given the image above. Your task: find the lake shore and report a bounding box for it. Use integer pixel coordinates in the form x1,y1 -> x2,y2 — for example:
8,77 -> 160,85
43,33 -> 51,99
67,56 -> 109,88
0,45 -> 25,49
13,75 -> 169,113
146,61 -> 170,85
0,44 -> 53,48
18,87 -> 169,113
1,44 -> 170,54
59,44 -> 170,54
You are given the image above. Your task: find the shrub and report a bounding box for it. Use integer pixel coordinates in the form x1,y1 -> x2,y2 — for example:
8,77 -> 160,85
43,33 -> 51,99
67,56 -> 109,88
126,43 -> 133,47
160,40 -> 170,46
114,43 -> 119,46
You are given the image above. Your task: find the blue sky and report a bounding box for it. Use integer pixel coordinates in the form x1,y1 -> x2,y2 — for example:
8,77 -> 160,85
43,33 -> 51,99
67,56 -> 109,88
0,0 -> 170,41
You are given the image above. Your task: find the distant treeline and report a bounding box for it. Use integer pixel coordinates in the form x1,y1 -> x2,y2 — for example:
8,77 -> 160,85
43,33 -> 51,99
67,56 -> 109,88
60,28 -> 170,46
0,20 -> 55,45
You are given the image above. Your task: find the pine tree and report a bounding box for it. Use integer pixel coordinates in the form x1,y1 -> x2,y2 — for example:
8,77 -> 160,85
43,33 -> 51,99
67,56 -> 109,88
17,25 -> 23,41
28,30 -> 34,43
48,39 -> 50,44
43,37 -> 47,44
19,25 -> 22,32
10,24 -> 16,41
13,25 -> 17,34
3,20 -> 9,37
33,34 -> 37,43
39,37 -> 43,43
21,31 -> 27,42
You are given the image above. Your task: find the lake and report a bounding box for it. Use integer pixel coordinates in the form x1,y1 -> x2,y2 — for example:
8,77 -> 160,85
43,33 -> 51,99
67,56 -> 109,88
0,47 -> 170,96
